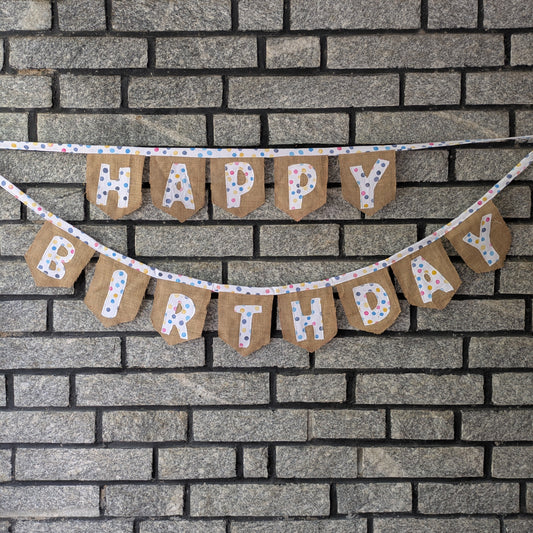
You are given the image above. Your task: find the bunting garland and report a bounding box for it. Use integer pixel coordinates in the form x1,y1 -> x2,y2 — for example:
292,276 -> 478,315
1,137 -> 532,356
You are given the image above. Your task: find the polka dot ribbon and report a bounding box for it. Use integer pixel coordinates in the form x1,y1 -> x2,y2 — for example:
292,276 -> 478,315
0,141 -> 532,296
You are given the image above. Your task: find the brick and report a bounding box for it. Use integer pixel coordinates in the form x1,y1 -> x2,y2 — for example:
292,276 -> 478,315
0,1 -> 50,30
467,72 -> 533,104
504,519 -> 533,533
126,337 -> 205,368
60,75 -> 121,108
102,410 -> 187,442
239,0 -> 284,30
38,114 -> 206,145
0,450 -> 10,482
104,485 -> 183,516
291,0 -> 420,29
418,300 -> 525,332
512,34 -> 533,66
228,260 -> 365,287
493,446 -> 533,478
360,446 -> 484,478
397,150 -> 449,182
268,113 -> 349,145
159,447 -> 236,479
0,259 -> 73,295
243,446 -> 268,478
0,192 -> 21,221
231,520 -> 366,533
345,224 -> 417,256
157,37 -> 256,69
140,521 -> 225,533
26,186 -> 84,221
143,260 -> 221,293
14,375 -> 69,407
455,148 -> 533,181
418,482 -> 519,513
309,409 -> 385,439
316,337 -> 463,369
509,224 -> 533,255
193,409 -> 307,442
454,264 -> 495,296
356,110 -> 508,144
276,445 -> 358,478
462,409 -> 533,441
16,448 -> 152,481
516,111 -> 533,137
0,113 -> 28,141
484,0 -> 533,28
404,73 -> 461,106
0,300 -> 47,332
260,225 -> 339,257
356,373 -> 484,405
78,224 -> 128,255
0,411 -> 93,443
76,372 -> 269,406
229,75 -> 398,109
428,0 -> 477,28
57,0 -> 106,30
329,34 -> 503,69
214,114 -> 261,147
500,262 -> 533,294
10,37 -> 146,69
129,77 -> 222,108
391,409 -> 454,440
469,337 -> 533,368
0,151 -> 87,184
492,373 -> 533,405
0,336 -> 120,369
0,486 -> 99,518
337,482 -> 411,513
212,337 -> 309,368
0,522 -> 6,532
136,226 -> 253,257
190,483 -> 329,517
15,520 -> 133,533
0,76 -> 52,108
276,374 -> 346,403
374,517 -> 499,533
266,37 -> 320,69
112,0 -> 231,30
53,300 -> 153,332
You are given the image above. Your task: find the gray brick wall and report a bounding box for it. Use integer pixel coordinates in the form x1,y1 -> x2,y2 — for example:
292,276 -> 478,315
0,0 -> 531,531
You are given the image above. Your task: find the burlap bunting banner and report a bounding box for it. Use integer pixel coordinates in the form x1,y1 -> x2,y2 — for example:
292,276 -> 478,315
86,154 -> 145,220
210,158 -> 265,217
218,293 -> 274,356
85,255 -> 150,327
391,240 -> 461,309
446,200 -> 511,273
25,221 -> 94,287
337,269 -> 401,334
151,280 -> 212,345
274,156 -> 329,221
149,157 -> 206,222
339,151 -> 396,216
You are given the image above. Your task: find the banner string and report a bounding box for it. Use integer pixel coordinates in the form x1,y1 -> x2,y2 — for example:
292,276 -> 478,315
0,135 -> 532,158
0,140 -> 532,295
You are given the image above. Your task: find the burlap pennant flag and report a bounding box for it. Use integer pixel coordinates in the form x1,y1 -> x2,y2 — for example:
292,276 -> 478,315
446,201 -> 511,273
218,293 -> 273,356
337,269 -> 401,334
151,280 -> 211,345
339,151 -> 396,216
85,255 -> 150,327
278,286 -> 337,351
210,158 -> 265,217
274,156 -> 328,221
86,154 -> 145,219
25,222 -> 94,287
149,156 -> 206,222
391,240 -> 461,309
